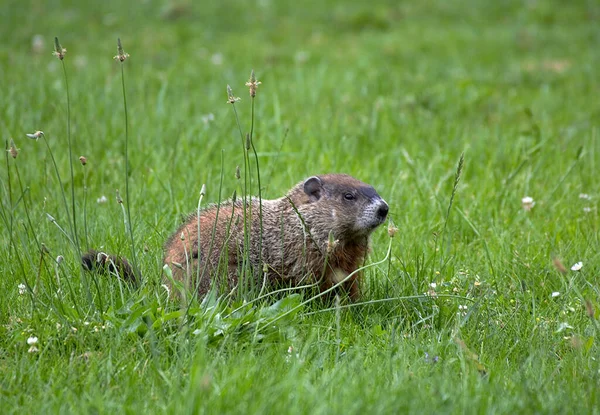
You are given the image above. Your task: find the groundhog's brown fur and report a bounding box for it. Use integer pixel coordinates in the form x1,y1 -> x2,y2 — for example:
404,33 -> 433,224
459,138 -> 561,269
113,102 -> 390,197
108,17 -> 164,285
163,174 -> 388,300
84,174 -> 388,301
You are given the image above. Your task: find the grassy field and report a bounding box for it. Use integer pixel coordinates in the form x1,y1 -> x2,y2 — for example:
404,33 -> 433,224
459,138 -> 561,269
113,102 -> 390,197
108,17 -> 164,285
2,0 -> 600,413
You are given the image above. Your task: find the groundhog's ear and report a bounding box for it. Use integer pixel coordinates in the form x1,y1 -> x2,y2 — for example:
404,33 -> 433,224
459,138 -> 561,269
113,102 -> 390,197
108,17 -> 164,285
303,176 -> 323,202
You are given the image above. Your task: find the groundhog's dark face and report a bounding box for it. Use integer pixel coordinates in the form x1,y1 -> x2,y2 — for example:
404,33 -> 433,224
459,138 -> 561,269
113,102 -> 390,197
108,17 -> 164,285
302,174 -> 389,240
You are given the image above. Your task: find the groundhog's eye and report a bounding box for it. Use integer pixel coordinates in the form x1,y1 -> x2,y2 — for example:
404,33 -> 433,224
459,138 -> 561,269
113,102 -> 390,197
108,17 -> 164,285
344,192 -> 355,201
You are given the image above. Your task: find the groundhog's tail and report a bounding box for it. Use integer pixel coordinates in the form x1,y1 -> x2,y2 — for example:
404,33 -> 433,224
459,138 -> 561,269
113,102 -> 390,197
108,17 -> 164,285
81,249 -> 138,283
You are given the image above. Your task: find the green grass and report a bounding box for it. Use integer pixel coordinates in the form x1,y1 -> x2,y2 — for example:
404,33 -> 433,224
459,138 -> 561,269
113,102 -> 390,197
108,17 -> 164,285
2,0 -> 600,413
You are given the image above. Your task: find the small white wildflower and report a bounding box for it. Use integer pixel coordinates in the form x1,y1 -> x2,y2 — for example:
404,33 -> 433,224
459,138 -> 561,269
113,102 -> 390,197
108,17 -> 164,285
18,283 -> 27,295
429,282 -> 437,289
579,193 -> 591,200
551,292 -> 560,298
458,305 -> 468,310
583,207 -> 594,213
28,346 -> 39,353
571,262 -> 583,271
27,336 -> 38,345
521,196 -> 535,211
97,195 -> 108,204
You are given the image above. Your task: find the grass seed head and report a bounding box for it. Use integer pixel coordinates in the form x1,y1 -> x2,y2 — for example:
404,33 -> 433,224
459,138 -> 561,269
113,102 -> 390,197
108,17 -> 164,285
227,84 -> 241,104
113,38 -> 130,62
388,222 -> 398,238
52,37 -> 66,60
8,139 -> 18,159
245,69 -> 261,97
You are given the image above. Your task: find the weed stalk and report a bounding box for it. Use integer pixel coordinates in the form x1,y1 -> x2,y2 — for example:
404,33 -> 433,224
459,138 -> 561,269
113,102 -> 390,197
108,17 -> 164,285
115,38 -> 139,281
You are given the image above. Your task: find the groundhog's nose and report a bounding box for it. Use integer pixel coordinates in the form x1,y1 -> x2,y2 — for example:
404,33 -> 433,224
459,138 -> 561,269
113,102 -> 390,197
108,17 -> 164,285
377,201 -> 389,221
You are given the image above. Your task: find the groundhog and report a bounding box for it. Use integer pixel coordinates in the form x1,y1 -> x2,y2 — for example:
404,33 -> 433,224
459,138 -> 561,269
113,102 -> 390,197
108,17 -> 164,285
84,174 -> 388,301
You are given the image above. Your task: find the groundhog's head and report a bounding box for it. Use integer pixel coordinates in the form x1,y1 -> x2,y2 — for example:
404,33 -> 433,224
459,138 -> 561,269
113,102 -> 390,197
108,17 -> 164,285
292,174 -> 389,241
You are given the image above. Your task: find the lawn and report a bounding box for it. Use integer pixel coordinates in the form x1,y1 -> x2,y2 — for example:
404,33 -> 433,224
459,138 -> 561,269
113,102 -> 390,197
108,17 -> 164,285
1,0 -> 599,413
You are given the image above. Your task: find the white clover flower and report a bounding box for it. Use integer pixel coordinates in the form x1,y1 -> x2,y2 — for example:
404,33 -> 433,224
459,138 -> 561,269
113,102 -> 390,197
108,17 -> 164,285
521,196 -> 535,211
18,283 -> 27,295
28,346 -> 39,353
551,292 -> 560,298
579,193 -> 591,200
571,262 -> 583,271
27,336 -> 38,345
97,195 -> 108,204
429,282 -> 437,289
